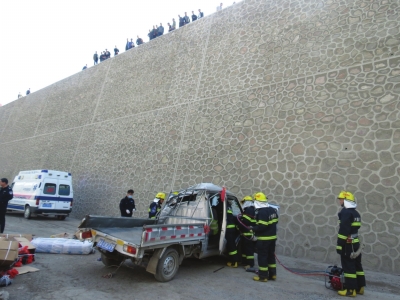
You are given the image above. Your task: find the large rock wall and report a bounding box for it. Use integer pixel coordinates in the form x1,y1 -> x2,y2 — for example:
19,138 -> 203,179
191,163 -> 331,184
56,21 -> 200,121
0,0 -> 399,273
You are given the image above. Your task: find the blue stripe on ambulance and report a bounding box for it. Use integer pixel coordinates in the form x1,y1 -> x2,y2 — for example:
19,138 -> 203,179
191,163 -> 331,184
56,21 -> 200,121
35,196 -> 72,201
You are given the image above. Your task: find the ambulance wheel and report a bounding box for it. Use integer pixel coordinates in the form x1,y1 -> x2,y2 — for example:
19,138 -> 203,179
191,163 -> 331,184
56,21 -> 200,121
154,248 -> 179,282
24,206 -> 32,219
57,215 -> 66,220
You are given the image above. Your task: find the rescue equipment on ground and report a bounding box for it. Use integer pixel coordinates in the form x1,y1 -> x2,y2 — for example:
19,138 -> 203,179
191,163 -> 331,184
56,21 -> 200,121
325,265 -> 344,290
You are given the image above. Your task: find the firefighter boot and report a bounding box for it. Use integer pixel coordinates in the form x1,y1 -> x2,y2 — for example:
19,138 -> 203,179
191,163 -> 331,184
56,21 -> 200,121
269,275 -> 277,280
338,289 -> 356,297
227,262 -> 238,268
356,287 -> 364,295
253,276 -> 268,282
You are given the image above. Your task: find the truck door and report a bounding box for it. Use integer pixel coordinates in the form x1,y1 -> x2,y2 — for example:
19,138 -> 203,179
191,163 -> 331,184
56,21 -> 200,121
40,180 -> 58,210
56,180 -> 72,210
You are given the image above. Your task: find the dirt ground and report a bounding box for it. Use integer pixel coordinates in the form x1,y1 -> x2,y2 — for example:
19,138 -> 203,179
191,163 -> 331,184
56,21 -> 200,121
2,212 -> 399,300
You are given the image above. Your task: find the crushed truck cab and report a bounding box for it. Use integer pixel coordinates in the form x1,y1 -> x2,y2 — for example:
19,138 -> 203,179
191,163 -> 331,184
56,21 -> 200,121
78,183 -> 242,282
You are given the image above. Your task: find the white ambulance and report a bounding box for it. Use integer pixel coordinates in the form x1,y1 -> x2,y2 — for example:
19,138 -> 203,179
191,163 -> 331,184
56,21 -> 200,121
8,170 -> 73,220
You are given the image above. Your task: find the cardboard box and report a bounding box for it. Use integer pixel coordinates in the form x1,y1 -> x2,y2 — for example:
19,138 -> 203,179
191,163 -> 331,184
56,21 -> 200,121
0,241 -> 19,269
15,265 -> 39,275
13,237 -> 36,253
0,234 -> 33,241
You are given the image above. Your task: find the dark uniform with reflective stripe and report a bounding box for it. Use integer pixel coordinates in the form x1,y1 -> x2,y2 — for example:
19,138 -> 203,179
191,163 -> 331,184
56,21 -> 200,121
252,206 -> 278,279
226,205 -> 239,263
238,206 -> 256,267
148,202 -> 161,219
337,207 -> 365,290
0,185 -> 13,233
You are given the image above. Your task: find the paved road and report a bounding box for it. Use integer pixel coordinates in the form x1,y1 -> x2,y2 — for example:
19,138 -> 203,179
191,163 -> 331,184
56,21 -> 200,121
3,212 -> 400,300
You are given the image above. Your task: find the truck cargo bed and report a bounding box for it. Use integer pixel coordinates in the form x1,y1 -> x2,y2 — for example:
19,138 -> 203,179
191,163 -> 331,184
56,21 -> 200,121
94,227 -> 143,245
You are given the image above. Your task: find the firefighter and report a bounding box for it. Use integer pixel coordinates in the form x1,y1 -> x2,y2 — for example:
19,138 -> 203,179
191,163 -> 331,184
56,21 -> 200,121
226,201 -> 239,268
148,192 -> 165,219
237,196 -> 256,271
250,192 -> 278,282
336,191 -> 366,297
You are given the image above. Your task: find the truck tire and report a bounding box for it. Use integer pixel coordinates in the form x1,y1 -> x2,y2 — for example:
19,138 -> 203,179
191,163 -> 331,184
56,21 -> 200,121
100,253 -> 123,267
56,215 -> 66,220
154,248 -> 179,282
24,206 -> 32,219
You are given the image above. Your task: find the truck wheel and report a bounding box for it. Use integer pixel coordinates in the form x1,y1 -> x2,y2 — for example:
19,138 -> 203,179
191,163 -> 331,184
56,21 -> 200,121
100,253 -> 123,267
24,206 -> 32,219
154,248 -> 179,282
56,215 -> 66,220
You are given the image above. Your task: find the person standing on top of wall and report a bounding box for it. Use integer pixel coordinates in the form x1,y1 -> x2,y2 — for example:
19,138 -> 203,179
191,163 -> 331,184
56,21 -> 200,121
149,192 -> 165,219
114,46 -> 119,56
184,12 -> 190,25
198,9 -> 204,19
136,36 -> 143,46
119,189 -> 136,217
217,3 -> 223,11
26,88 -> 30,95
158,23 -> 164,37
93,51 -> 98,65
0,178 -> 13,233
172,18 -> 176,30
191,11 -> 197,22
336,191 -> 366,297
178,15 -> 184,28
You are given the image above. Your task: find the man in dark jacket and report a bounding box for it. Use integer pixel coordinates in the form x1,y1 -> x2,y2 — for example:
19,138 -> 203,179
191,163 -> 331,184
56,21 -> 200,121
114,46 -> 119,56
26,88 -> 30,95
191,11 -> 198,22
93,51 -> 98,65
119,189 -> 136,217
105,49 -> 110,59
0,178 -> 13,233
152,26 -> 158,39
336,191 -> 366,297
136,36 -> 143,46
158,23 -> 164,36
250,192 -> 278,282
178,15 -> 184,27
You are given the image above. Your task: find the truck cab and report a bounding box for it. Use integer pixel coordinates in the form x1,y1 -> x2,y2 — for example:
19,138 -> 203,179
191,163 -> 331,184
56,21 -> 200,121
8,170 -> 73,220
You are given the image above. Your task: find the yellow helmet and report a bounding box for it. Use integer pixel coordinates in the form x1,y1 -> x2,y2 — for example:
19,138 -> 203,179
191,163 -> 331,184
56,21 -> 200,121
338,191 -> 355,201
254,192 -> 267,201
241,196 -> 253,204
156,192 -> 166,200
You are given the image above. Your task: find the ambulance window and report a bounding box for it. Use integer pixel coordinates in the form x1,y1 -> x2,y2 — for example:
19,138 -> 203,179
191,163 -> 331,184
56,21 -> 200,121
43,183 -> 56,195
59,185 -> 70,196
12,182 -> 24,193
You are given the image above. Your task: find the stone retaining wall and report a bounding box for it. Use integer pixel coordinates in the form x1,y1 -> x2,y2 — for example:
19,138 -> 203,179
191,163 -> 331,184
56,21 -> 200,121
0,0 -> 399,272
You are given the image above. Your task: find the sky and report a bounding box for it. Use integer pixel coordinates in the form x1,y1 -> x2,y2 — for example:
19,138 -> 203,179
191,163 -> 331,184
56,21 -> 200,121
0,0 -> 240,106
